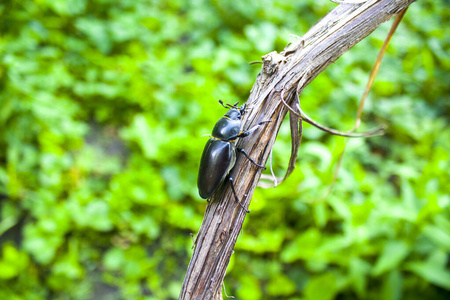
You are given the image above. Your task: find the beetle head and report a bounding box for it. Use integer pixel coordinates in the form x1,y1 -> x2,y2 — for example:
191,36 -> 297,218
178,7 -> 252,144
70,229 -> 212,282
219,100 -> 247,120
225,108 -> 241,120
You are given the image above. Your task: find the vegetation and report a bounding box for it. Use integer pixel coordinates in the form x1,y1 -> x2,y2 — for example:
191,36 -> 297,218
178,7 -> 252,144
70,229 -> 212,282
0,0 -> 448,299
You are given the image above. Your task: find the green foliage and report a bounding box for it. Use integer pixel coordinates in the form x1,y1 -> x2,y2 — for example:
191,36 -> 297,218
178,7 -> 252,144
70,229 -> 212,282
0,0 -> 449,299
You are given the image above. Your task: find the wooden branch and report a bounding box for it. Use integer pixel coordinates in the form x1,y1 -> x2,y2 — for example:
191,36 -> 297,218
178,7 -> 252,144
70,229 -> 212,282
179,0 -> 416,299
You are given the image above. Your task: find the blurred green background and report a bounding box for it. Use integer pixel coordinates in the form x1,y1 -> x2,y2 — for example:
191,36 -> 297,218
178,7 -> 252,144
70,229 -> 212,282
0,0 -> 449,299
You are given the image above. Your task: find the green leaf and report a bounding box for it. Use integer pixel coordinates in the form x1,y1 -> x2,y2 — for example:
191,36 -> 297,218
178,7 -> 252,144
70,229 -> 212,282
381,270 -> 402,300
266,274 -> 296,296
372,241 -> 410,276
349,257 -> 371,297
351,201 -> 375,226
0,261 -> 18,279
422,224 -> 450,251
83,200 -> 114,231
304,273 -> 338,300
281,228 -> 322,262
237,229 -> 285,253
406,250 -> 450,290
236,275 -> 262,300
313,202 -> 328,228
244,22 -> 278,52
103,247 -> 124,271
0,244 -> 30,279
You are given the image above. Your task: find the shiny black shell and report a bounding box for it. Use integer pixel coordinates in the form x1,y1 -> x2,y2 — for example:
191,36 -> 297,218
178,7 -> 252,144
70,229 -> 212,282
198,107 -> 243,199
197,139 -> 236,199
211,113 -> 241,140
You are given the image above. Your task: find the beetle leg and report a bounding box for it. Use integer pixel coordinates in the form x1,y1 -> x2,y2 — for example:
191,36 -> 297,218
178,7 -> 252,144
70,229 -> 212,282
237,147 -> 266,170
239,120 -> 271,138
229,177 -> 250,213
225,120 -> 271,141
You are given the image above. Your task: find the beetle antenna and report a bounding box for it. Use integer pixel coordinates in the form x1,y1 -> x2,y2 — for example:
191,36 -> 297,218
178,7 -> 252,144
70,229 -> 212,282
218,99 -> 228,109
219,100 -> 241,110
225,102 -> 239,110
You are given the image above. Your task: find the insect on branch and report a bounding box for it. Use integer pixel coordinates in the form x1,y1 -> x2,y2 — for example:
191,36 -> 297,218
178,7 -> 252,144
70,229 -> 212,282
179,1 -> 417,299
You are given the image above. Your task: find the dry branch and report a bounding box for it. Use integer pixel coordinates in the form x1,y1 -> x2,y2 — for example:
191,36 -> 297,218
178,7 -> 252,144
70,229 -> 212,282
179,0 -> 416,299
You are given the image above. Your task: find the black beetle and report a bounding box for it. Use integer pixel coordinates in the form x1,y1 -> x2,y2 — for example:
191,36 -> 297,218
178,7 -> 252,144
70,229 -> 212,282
197,100 -> 270,212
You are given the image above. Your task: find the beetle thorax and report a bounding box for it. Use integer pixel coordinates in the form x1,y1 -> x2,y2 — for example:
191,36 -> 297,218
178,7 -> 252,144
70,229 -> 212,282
224,109 -> 241,120
211,116 -> 241,140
